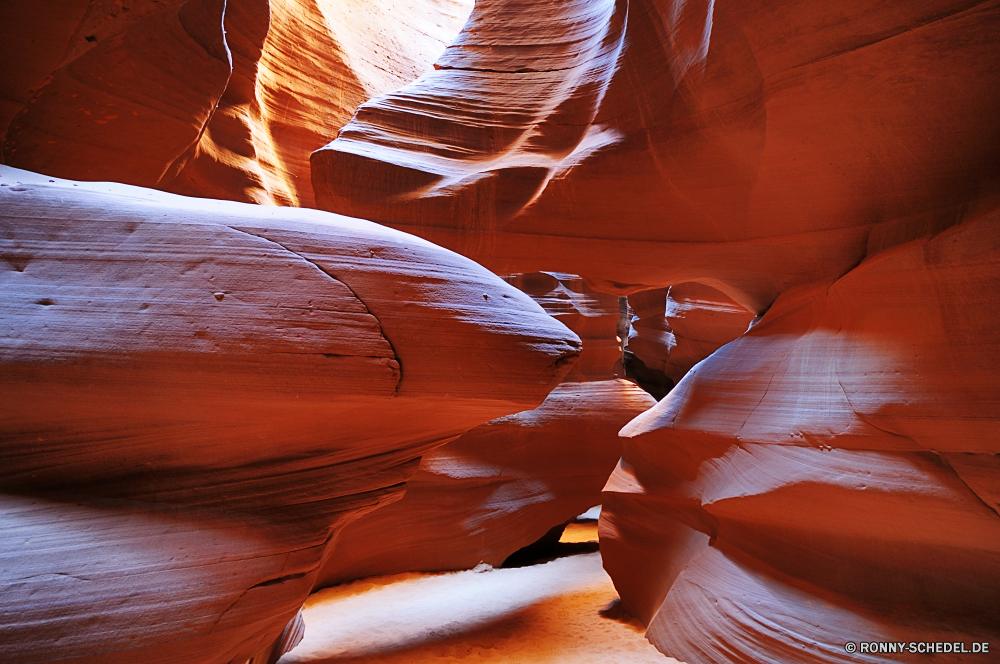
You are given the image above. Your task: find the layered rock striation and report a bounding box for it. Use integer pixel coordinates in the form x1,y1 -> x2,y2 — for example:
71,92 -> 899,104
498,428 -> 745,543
0,165 -> 579,664
311,0 -> 1000,661
313,0 -> 1000,312
0,0 -> 472,206
602,211 -> 1000,662
316,379 -> 655,587
315,272 -> 654,587
504,272 -> 623,382
627,283 -> 754,387
4,0 -> 1000,661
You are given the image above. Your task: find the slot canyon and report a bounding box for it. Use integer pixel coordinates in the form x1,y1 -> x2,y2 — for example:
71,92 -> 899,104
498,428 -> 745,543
1,0 -> 998,662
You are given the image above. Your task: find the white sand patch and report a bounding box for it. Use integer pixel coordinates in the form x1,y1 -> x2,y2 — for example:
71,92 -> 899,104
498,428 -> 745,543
279,548 -> 682,664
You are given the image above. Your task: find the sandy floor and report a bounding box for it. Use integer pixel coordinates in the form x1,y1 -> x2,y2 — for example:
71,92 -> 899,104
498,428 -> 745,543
279,523 -> 681,664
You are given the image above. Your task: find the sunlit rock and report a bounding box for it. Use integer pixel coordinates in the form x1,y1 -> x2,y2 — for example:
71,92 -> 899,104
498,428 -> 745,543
0,165 -> 578,663
313,0 -> 1000,313
315,272 -> 653,587
602,211 -> 1000,662
0,0 -> 472,206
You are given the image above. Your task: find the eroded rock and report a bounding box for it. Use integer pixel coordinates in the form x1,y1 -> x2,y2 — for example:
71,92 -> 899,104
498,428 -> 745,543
313,0 -> 1000,312
316,380 -> 654,587
628,283 -> 754,386
602,211 -> 1000,663
314,272 -> 654,586
310,1 -> 1000,659
0,165 -> 579,663
0,0 -> 472,206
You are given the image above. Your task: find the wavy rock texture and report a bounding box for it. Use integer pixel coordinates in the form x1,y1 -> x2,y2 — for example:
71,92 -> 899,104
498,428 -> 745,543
4,0 -> 1000,662
312,1 -> 1000,660
0,0 -> 472,206
316,380 -> 655,587
314,272 -> 653,587
601,210 -> 1000,663
504,272 -> 623,381
313,0 -> 1000,312
628,283 -> 753,386
0,165 -> 579,664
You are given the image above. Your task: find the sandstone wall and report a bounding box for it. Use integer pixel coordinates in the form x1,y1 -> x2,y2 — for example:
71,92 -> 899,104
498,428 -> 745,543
314,272 -> 654,587
0,0 -> 472,206
603,210 -> 1000,662
313,0 -> 1000,312
310,0 -> 1000,660
628,283 -> 754,386
0,165 -> 578,664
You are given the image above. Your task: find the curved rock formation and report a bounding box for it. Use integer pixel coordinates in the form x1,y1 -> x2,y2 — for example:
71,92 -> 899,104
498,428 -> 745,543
311,0 -> 1000,660
5,0 -> 1000,661
0,165 -> 579,664
628,283 -> 753,386
314,272 -> 653,587
316,380 -> 655,587
504,272 -> 623,382
313,0 -> 1000,312
601,210 -> 1000,663
0,0 -> 472,206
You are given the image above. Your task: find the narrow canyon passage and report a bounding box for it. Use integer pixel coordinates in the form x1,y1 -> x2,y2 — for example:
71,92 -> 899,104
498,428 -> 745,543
279,520 -> 680,664
2,0 -> 999,662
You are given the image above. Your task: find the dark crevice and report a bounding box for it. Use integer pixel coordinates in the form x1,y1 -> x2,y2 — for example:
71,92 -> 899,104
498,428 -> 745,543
501,520 -> 600,568
621,349 -> 673,401
249,571 -> 308,589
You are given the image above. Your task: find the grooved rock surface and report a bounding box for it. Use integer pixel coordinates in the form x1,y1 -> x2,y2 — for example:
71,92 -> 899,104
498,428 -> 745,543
5,0 -> 1000,662
310,4 -> 1000,657
315,272 -> 652,587
628,283 -> 754,386
313,0 -> 1000,312
0,0 -> 472,206
0,165 -> 579,664
601,210 -> 1000,663
504,272 -> 623,382
316,380 -> 655,587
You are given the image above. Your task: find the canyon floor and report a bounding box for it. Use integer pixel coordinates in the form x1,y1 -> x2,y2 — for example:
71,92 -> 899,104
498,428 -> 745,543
279,521 -> 681,664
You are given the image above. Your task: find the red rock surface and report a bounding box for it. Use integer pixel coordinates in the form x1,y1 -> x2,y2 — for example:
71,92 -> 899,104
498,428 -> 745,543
311,0 -> 1000,661
602,210 -> 1000,662
504,272 -> 623,382
4,0 -> 1000,662
0,165 -> 579,664
0,0 -> 472,206
316,380 -> 655,587
628,283 -> 753,386
313,0 -> 1000,312
315,272 -> 652,587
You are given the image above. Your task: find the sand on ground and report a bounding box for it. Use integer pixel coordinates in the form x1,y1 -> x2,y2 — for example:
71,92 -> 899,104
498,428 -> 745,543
278,523 -> 682,664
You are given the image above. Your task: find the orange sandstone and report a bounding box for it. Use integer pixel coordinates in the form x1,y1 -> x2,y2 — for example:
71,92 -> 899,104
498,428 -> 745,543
0,165 -> 578,664
0,0 -> 472,206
